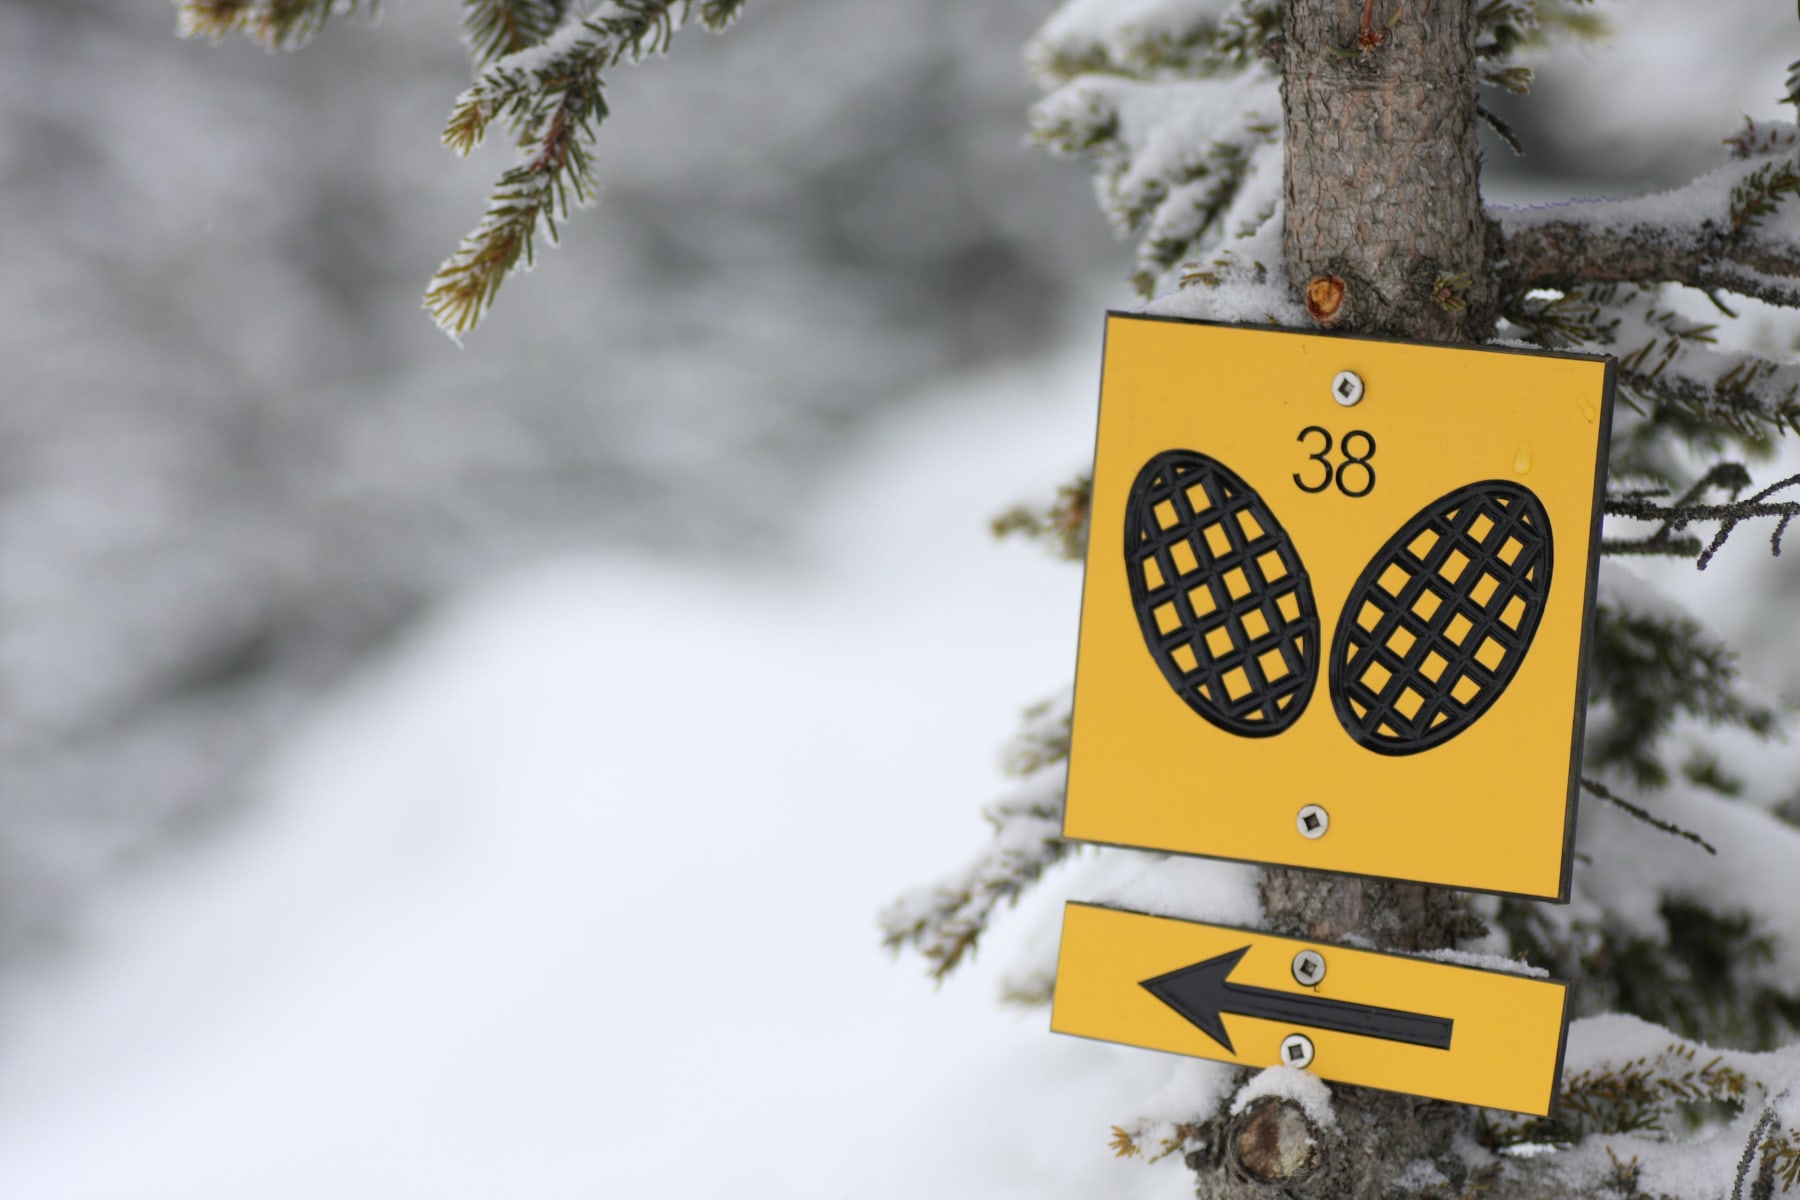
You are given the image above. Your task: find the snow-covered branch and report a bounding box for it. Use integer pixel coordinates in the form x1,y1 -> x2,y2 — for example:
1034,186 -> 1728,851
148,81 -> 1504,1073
1501,210 -> 1800,311
1585,565 -> 1778,787
1496,123 -> 1800,310
1476,1017 -> 1800,1200
878,771 -> 1070,981
176,0 -> 372,51
991,475 -> 1092,563
1607,467 -> 1800,568
1026,0 -> 1278,86
1030,71 -> 1282,296
459,0 -> 573,70
1502,284 -> 1800,440
425,0 -> 743,336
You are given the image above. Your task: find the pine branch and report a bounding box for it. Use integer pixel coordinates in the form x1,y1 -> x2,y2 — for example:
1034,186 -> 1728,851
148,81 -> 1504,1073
878,773 -> 1070,982
1601,462 -> 1751,560
1471,0 -> 1606,93
1473,0 -> 1537,64
1486,1042 -> 1750,1148
1764,1126 -> 1800,1193
1616,346 -> 1800,445
1026,0 -> 1280,86
1504,284 -> 1800,443
1478,102 -> 1527,155
460,0 -> 571,70
1130,136 -> 1278,295
1578,778 -> 1717,855
998,697 -> 1073,779
1030,72 -> 1283,297
1736,1109 -> 1781,1200
1732,159 -> 1800,232
1496,130 -> 1800,310
1480,62 -> 1533,95
175,0 -> 373,50
1171,198 -> 1308,326
1109,1119 -> 1212,1165
425,0 -> 743,336
991,474 -> 1092,562
1605,467 -> 1800,568
882,703 -> 1072,976
1585,582 -> 1777,787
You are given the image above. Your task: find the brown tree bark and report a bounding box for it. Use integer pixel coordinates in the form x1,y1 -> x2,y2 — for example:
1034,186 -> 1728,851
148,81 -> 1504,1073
1281,0 -> 1496,342
1194,2 -> 1493,1196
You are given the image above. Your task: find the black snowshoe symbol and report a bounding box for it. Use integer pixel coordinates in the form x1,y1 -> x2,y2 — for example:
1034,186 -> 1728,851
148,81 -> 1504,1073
1125,450 -> 1320,738
1125,452 -> 1553,755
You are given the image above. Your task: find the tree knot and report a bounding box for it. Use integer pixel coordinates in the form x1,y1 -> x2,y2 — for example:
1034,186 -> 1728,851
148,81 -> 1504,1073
1227,1096 -> 1325,1188
1305,274 -> 1347,326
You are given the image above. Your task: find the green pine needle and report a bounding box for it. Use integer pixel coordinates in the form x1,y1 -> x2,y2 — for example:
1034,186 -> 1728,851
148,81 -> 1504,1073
176,0 -> 375,51
425,0 -> 744,337
1729,158 -> 1800,232
460,0 -> 568,70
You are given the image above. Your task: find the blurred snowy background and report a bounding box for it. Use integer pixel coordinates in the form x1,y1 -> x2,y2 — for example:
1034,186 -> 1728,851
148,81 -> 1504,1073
0,0 -> 1795,1196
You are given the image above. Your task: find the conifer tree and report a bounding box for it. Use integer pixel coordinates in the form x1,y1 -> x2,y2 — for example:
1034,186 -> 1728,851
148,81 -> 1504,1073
884,2 -> 1800,1198
177,0 -> 744,337
178,1 -> 1800,1196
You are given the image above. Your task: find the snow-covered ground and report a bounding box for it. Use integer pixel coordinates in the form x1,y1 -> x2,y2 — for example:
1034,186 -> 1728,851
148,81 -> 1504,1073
0,307 -> 1793,1199
0,330 -> 1193,1199
6,3 -> 1800,1197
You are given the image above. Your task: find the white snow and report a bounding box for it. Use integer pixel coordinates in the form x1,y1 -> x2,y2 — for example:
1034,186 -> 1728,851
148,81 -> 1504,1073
1412,948 -> 1550,979
1034,72 -> 1281,232
484,3 -> 684,80
1142,198 -> 1305,326
1090,853 -> 1262,927
1578,785 -> 1800,991
1028,0 -> 1243,82
1395,1158 -> 1449,1191
1532,1016 -> 1800,1200
0,322 -> 1190,1200
1103,1055 -> 1238,1167
1230,1064 -> 1338,1132
1032,0 -> 1235,59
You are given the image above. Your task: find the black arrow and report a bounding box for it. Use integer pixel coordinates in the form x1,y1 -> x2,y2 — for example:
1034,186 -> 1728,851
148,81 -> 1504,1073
1140,946 -> 1453,1053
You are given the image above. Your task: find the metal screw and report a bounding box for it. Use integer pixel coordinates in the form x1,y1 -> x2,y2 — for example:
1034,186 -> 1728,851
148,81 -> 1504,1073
1291,949 -> 1327,987
1296,804 -> 1329,839
1280,1033 -> 1316,1069
1332,370 -> 1364,407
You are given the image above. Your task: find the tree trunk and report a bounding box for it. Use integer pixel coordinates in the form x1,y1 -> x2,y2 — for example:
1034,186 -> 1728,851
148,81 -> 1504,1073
1282,0 -> 1496,342
1196,2 -> 1494,1196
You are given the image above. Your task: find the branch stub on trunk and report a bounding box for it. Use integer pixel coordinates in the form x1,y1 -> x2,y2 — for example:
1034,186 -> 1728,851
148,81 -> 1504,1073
1228,1097 -> 1325,1188
1305,274 -> 1348,326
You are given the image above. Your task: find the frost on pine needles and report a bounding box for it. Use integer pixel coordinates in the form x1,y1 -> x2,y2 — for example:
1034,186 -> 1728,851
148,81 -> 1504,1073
1477,1017 -> 1800,1200
885,1 -> 1800,1193
176,0 -> 375,51
877,698 -> 1074,982
179,0 -> 745,336
460,0 -> 572,68
427,1 -> 743,337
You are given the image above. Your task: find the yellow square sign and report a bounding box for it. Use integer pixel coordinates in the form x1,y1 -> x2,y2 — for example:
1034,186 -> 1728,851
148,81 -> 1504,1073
1065,315 -> 1614,899
1052,903 -> 1570,1115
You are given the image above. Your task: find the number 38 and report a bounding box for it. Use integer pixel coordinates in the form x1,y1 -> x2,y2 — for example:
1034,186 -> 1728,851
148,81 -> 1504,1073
1294,426 -> 1377,498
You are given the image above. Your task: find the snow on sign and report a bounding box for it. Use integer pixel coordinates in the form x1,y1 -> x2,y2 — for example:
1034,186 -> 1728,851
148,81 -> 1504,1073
1065,314 -> 1615,900
1052,903 -> 1571,1115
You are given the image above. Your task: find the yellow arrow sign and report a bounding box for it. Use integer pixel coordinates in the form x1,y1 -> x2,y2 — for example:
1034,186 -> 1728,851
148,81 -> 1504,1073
1052,903 -> 1570,1115
1065,314 -> 1614,899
